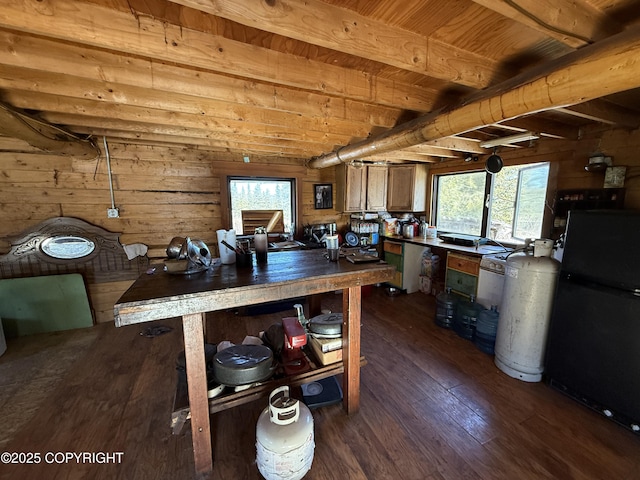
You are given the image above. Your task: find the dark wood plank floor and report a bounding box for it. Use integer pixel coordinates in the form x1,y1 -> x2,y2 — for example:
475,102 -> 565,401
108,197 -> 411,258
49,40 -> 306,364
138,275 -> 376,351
1,286 -> 639,480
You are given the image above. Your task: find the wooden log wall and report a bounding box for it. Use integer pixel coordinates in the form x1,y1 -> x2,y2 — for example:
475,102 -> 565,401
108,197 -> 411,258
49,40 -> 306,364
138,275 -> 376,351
1,126 -> 639,324
0,138 -> 346,323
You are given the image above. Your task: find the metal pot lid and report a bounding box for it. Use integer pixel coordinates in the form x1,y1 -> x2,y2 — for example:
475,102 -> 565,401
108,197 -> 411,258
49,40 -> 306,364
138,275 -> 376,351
213,344 -> 274,386
485,153 -> 503,174
187,238 -> 212,267
345,231 -> 359,246
309,312 -> 343,336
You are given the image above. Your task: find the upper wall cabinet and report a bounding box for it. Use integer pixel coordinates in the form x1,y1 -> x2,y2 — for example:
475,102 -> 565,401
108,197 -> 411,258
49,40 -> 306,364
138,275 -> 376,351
365,165 -> 388,211
336,164 -> 388,212
387,164 -> 427,212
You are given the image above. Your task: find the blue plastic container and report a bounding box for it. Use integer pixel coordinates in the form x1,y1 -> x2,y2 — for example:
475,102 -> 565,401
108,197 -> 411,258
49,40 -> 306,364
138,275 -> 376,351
475,304 -> 500,354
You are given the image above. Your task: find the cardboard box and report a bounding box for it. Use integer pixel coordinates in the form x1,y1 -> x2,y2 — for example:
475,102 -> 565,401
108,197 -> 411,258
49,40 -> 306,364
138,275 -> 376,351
310,335 -> 342,352
308,336 -> 342,365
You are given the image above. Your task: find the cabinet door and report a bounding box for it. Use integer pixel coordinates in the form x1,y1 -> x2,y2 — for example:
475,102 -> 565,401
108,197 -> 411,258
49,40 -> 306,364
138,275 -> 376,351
337,164 -> 367,212
387,165 -> 426,212
446,269 -> 478,298
384,252 -> 403,288
366,166 -> 388,211
445,252 -> 480,298
387,166 -> 415,211
383,241 -> 403,288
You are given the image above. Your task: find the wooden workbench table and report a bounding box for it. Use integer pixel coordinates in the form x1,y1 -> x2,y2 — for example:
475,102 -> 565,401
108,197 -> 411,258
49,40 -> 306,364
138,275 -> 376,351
114,249 -> 395,478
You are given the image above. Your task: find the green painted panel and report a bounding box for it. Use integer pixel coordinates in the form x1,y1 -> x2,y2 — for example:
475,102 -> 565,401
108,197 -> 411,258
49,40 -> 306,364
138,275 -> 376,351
384,252 -> 403,272
445,269 -> 477,298
0,274 -> 93,338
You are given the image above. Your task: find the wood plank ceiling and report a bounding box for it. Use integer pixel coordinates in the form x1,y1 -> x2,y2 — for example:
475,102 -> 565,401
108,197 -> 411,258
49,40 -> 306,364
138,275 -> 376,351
1,0 -> 640,165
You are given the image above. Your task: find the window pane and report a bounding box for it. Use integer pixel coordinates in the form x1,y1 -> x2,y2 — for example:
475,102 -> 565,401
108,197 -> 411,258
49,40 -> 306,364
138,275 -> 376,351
513,164 -> 550,240
436,171 -> 485,235
488,163 -> 549,242
229,178 -> 294,234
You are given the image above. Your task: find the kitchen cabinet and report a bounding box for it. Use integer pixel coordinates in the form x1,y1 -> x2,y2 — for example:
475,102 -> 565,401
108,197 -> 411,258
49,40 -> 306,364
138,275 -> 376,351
336,164 -> 388,212
383,240 -> 429,293
387,164 -> 427,212
445,252 -> 480,298
552,188 -> 625,238
366,165 -> 388,211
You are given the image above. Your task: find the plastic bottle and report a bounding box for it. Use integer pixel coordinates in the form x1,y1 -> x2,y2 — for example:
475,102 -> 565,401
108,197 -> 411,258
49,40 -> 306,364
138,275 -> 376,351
254,226 -> 268,264
454,294 -> 484,340
435,287 -> 457,329
475,305 -> 500,354
421,248 -> 433,276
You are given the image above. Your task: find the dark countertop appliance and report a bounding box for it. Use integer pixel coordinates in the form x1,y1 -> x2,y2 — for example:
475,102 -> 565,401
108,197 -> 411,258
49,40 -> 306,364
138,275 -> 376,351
544,210 -> 640,434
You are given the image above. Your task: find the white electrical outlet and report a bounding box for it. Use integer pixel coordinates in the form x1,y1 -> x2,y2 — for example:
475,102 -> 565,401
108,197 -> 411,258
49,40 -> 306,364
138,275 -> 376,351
107,208 -> 119,218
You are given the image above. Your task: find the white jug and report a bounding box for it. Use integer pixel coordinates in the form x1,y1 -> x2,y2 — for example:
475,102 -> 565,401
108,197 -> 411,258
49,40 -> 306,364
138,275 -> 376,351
216,229 -> 236,264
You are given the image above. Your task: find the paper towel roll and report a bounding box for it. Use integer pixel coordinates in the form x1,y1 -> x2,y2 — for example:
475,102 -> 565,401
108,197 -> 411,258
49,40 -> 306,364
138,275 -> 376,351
217,229 -> 236,264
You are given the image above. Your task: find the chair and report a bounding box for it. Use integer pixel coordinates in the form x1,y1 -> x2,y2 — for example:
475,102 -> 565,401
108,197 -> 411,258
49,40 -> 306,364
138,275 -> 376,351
241,210 -> 284,235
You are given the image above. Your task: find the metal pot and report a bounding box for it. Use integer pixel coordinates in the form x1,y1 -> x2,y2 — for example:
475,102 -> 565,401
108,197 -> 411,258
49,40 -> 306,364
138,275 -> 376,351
486,153 -> 504,174
212,344 -> 274,386
166,236 -> 186,258
309,313 -> 343,337
403,223 -> 415,239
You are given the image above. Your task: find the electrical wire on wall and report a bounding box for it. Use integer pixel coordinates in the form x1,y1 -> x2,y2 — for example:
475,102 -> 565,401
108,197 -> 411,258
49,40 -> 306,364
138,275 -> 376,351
0,101 -> 100,158
103,136 -> 119,218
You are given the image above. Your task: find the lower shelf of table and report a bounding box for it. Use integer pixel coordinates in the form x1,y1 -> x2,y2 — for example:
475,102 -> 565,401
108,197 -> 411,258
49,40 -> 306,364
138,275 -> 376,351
170,354 -> 366,435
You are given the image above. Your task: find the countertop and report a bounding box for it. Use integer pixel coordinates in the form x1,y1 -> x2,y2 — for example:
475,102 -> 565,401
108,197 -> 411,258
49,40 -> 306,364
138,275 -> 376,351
382,235 -> 510,257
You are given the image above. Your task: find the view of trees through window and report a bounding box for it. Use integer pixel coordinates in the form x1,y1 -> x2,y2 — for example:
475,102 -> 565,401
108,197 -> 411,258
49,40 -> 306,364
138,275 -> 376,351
229,178 -> 294,235
435,163 -> 549,243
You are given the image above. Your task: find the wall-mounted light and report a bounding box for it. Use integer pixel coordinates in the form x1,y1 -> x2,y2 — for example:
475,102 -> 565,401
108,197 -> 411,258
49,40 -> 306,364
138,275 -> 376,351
480,131 -> 540,149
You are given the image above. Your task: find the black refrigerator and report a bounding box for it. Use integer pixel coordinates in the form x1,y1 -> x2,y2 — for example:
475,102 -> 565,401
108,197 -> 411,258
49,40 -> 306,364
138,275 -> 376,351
545,210 -> 640,434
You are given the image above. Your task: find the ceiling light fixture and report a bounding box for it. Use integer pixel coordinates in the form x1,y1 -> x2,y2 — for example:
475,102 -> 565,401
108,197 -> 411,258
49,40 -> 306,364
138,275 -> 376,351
480,131 -> 540,149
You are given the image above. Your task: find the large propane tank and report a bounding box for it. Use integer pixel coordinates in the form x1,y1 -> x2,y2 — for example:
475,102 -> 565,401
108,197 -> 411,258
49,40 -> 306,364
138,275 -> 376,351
256,386 -> 314,480
494,239 -> 560,382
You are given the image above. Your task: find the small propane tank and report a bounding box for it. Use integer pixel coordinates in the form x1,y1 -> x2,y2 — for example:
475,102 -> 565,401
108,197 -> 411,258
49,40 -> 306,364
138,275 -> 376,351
435,287 -> 457,329
494,242 -> 560,382
256,386 -> 314,480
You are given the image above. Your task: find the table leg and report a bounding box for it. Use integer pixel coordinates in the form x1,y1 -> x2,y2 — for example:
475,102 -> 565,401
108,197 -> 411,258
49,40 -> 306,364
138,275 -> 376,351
342,286 -> 361,414
182,313 -> 213,477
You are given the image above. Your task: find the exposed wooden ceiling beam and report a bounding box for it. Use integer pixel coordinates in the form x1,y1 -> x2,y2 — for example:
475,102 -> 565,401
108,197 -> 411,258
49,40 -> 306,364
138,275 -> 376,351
168,0 -> 505,89
72,127 -> 318,157
0,102 -> 99,158
0,67 -> 384,136
495,117 -> 578,139
49,114 -> 334,153
309,25 -> 640,168
0,1 -> 441,112
555,100 -> 640,128
29,98 -> 352,146
367,152 -> 440,163
415,137 -> 483,155
471,0 -> 622,48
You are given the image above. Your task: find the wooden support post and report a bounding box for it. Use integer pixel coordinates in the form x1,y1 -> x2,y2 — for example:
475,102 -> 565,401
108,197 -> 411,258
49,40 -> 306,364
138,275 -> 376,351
308,294 -> 322,318
182,313 -> 213,478
342,286 -> 362,414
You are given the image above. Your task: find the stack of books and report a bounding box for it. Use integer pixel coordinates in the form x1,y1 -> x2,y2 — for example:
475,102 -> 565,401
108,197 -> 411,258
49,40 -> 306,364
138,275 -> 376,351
308,335 -> 342,365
